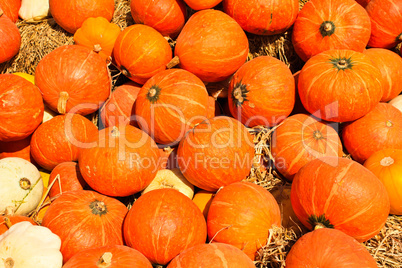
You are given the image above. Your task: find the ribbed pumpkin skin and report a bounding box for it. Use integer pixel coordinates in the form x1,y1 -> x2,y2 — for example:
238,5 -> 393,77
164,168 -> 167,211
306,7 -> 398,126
123,189 -> 207,265
0,215 -> 37,235
135,69 -> 209,145
207,182 -> 281,260
0,0 -> 20,22
285,228 -> 378,268
292,0 -> 371,62
0,74 -> 43,142
366,0 -> 402,49
228,56 -> 295,127
271,114 -> 343,180
291,157 -> 390,242
48,162 -> 86,199
113,24 -> 172,85
30,114 -> 98,171
342,103 -> 402,163
0,136 -> 34,163
363,48 -> 402,102
223,0 -> 298,35
78,125 -> 160,197
298,49 -> 383,122
63,245 -> 153,268
49,0 -> 115,34
183,0 -> 222,10
100,81 -> 141,128
177,116 -> 255,191
174,9 -> 249,83
41,190 -> 128,263
131,0 -> 186,38
0,12 -> 20,64
35,45 -> 111,115
364,149 -> 402,215
167,243 -> 255,268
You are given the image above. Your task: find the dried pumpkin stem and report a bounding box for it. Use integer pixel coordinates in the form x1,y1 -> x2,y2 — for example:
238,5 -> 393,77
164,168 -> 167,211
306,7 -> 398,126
380,156 -> 394,167
97,252 -> 112,267
4,258 -> 14,268
93,44 -> 102,53
19,178 -> 31,190
386,120 -> 393,127
4,217 -> 13,229
324,22 -> 332,32
166,56 -> 180,69
57,91 -> 69,114
314,223 -> 326,230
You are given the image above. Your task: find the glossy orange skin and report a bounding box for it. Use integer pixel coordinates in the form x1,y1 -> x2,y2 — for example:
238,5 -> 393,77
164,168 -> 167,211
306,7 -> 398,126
48,162 -> 87,199
228,56 -> 295,127
342,103 -> 402,163
0,74 -> 43,142
0,0 -> 20,22
63,245 -> 153,268
42,190 -> 128,263
78,125 -> 160,197
364,149 -> 402,215
100,81 -> 141,128
291,157 -> 390,242
363,48 -> 402,102
131,0 -> 186,38
49,0 -> 114,34
224,0 -> 298,35
184,0 -> 222,10
167,243 -> 255,268
285,228 -> 377,267
30,114 -> 98,170
35,45 -> 111,115
113,24 -> 172,85
0,215 -> 37,235
207,182 -> 281,260
174,9 -> 249,83
123,189 -> 207,265
177,116 -> 255,191
292,0 -> 371,62
0,13 -> 20,64
0,135 -> 35,163
366,0 -> 402,49
271,114 -> 343,180
298,49 -> 383,122
135,69 -> 209,145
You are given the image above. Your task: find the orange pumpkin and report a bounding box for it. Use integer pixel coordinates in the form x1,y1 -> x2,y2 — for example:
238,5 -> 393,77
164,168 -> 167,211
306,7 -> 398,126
342,103 -> 402,163
113,24 -> 172,85
74,17 -> 121,61
183,0 -> 222,10
0,9 -> 20,64
0,0 -> 20,23
174,9 -> 249,82
135,69 -> 209,145
292,0 -> 371,62
291,156 -> 390,242
0,214 -> 37,235
207,181 -> 281,260
48,162 -> 87,199
207,96 -> 216,119
364,149 -> 402,215
0,135 -> 35,163
49,0 -> 115,34
192,190 -> 215,219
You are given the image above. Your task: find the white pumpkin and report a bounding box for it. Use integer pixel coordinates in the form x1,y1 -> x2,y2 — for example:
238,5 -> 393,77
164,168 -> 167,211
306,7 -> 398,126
389,95 -> 402,112
0,157 -> 43,215
142,168 -> 195,199
18,0 -> 50,22
0,221 -> 62,268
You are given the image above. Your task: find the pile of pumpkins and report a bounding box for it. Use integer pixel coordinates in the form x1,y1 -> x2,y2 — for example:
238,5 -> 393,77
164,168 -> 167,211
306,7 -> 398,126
1,0 -> 402,267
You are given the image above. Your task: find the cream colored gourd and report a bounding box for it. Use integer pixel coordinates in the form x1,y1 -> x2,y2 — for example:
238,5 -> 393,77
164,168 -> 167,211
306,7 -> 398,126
0,157 -> 43,215
0,221 -> 62,268
43,106 -> 57,123
19,0 -> 50,22
142,168 -> 194,199
389,95 -> 402,112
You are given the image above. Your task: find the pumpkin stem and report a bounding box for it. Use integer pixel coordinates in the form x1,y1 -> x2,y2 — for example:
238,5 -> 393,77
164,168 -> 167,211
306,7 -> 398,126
4,258 -> 14,268
89,200 -> 108,216
120,66 -> 131,78
19,178 -> 31,190
386,120 -> 393,127
319,21 -> 336,37
308,214 -> 334,229
3,217 -> 13,229
231,82 -> 249,107
380,156 -> 394,167
330,57 -> 353,71
93,44 -> 102,53
148,88 -> 157,98
97,252 -> 113,267
57,91 -> 69,114
166,56 -> 180,69
146,85 -> 162,103
314,223 -> 326,230
110,126 -> 120,137
313,130 -> 323,140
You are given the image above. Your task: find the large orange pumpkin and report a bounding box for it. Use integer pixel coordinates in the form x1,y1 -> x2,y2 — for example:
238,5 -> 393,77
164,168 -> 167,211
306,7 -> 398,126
135,69 -> 209,145
363,48 -> 402,102
123,189 -> 207,265
35,45 -> 111,115
48,162 -> 87,199
228,55 -> 295,127
0,135 -> 35,164
131,0 -> 186,38
298,49 -> 383,122
113,24 -> 172,85
0,74 -> 43,142
285,228 -> 377,267
49,0 -> 115,34
30,114 -> 99,170
223,0 -> 298,35
177,116 -> 255,191
0,9 -> 20,64
364,149 -> 402,215
207,181 -> 281,260
183,0 -> 222,10
173,9 -> 249,83
291,156 -> 390,242
0,0 -> 20,23
366,0 -> 402,49
78,125 -> 160,197
167,243 -> 255,268
292,0 -> 371,62
342,103 -> 402,163
41,190 -> 128,263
